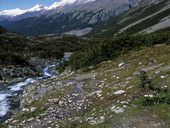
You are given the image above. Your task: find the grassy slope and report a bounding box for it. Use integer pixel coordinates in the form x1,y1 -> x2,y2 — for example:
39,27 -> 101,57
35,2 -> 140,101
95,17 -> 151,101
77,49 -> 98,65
3,44 -> 170,128
124,8 -> 170,34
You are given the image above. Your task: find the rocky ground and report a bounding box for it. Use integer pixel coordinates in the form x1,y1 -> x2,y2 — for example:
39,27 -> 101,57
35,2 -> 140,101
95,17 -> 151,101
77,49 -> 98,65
1,44 -> 170,128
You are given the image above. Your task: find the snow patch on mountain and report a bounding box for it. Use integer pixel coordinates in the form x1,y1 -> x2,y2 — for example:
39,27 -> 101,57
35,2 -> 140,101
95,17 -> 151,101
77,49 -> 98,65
48,0 -> 95,10
27,5 -> 48,12
48,0 -> 77,10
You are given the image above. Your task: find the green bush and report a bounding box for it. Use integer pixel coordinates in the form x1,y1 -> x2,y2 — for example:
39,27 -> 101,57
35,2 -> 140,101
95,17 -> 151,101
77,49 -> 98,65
139,71 -> 152,89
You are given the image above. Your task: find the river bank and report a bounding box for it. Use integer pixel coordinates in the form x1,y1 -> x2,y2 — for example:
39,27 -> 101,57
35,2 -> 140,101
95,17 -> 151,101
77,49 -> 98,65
0,64 -> 58,123
0,52 -> 72,124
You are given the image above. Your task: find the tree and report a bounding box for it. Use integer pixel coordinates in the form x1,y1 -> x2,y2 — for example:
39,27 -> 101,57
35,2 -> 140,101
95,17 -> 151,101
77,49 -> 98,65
139,70 -> 152,89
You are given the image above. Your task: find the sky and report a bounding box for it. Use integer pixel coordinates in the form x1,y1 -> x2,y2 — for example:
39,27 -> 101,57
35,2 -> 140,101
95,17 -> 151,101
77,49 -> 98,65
0,0 -> 59,11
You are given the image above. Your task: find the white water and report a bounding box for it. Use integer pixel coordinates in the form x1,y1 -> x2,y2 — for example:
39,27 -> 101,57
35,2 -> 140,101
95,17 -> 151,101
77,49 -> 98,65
0,94 -> 10,117
8,78 -> 37,91
0,65 -> 55,119
43,65 -> 55,77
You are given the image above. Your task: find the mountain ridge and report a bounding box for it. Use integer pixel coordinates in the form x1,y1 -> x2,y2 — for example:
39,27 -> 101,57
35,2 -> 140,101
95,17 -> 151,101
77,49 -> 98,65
0,0 -> 169,36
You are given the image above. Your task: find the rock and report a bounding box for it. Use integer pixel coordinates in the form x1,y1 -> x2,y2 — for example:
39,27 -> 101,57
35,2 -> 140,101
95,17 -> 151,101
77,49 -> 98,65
111,106 -> 124,113
27,118 -> 34,122
111,105 -> 116,111
59,101 -> 64,106
160,75 -> 166,79
116,76 -> 119,79
119,62 -> 125,67
22,108 -> 29,112
139,62 -> 142,65
144,95 -> 153,98
88,90 -> 102,97
48,98 -> 59,103
12,120 -> 19,123
99,116 -> 105,123
114,90 -> 125,95
30,107 -> 36,112
155,70 -> 160,74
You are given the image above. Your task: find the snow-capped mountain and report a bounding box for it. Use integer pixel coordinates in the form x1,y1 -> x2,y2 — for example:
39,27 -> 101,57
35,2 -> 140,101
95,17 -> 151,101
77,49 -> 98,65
0,8 -> 25,17
0,4 -> 48,17
48,0 -> 96,10
0,0 -> 169,36
0,0 -> 95,17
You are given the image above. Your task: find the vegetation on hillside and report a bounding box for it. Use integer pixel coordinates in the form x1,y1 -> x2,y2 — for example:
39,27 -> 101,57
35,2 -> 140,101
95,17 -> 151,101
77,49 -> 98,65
1,30 -> 170,70
0,33 -> 87,66
68,32 -> 170,70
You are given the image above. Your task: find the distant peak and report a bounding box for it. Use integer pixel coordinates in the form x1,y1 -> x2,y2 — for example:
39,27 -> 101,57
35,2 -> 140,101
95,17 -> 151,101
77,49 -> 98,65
48,0 -> 96,10
27,4 -> 48,12
0,4 -> 47,17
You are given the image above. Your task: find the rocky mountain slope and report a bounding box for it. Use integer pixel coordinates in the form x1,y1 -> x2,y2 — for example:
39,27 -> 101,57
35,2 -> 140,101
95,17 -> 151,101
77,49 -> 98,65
0,0 -> 167,35
2,43 -> 170,128
89,0 -> 170,37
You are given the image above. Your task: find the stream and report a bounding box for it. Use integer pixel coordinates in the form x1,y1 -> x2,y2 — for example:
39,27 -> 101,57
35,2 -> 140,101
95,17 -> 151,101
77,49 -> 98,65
0,65 -> 56,123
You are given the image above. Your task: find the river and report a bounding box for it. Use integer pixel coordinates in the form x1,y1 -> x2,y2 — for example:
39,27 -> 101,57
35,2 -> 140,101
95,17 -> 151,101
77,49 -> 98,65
0,65 -> 56,123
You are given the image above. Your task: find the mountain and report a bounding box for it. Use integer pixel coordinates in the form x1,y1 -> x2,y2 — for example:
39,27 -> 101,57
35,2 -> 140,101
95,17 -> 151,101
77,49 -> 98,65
89,0 -> 170,37
0,0 -> 169,36
0,4 -> 48,17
